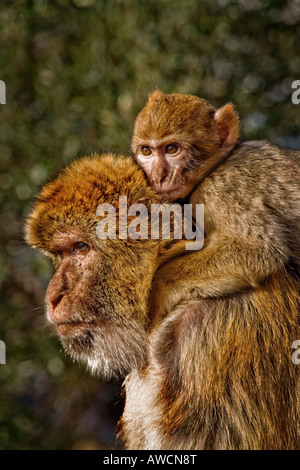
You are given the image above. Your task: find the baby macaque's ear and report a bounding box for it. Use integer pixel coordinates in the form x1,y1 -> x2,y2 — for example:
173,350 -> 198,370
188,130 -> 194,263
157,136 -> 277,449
214,103 -> 239,156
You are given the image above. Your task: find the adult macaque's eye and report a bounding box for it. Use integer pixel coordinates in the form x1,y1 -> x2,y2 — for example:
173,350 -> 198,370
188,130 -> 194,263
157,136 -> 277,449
73,241 -> 90,253
141,146 -> 152,156
165,144 -> 179,155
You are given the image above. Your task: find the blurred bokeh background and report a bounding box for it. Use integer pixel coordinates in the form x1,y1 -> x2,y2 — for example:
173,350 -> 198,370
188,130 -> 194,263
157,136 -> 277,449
0,0 -> 300,450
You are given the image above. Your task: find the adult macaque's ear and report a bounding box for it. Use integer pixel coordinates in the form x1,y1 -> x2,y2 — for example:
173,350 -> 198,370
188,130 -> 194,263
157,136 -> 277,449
214,103 -> 239,156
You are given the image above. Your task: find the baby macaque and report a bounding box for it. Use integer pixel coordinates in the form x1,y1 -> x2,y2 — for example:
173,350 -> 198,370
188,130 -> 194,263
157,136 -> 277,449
132,89 -> 239,202
131,90 -> 300,317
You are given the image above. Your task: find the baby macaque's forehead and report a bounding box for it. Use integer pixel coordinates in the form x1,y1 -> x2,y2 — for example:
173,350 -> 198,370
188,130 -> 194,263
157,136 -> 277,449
138,92 -> 215,138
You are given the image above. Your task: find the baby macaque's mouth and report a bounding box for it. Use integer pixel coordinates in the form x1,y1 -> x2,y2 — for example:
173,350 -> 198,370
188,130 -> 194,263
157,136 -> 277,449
161,182 -> 182,193
155,179 -> 179,192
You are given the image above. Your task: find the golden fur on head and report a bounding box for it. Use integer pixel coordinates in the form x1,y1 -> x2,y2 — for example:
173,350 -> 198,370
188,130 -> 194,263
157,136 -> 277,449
25,153 -> 160,253
132,89 -> 224,158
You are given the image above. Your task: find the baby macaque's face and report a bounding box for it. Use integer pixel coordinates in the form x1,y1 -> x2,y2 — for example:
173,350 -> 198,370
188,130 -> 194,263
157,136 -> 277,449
135,139 -> 199,201
132,89 -> 239,201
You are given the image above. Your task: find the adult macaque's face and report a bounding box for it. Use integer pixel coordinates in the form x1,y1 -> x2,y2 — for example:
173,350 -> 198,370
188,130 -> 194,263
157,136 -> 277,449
25,154 -> 164,379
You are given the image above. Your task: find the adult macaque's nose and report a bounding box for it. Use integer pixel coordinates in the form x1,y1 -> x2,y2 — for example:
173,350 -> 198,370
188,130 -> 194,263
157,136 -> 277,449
45,270 -> 67,323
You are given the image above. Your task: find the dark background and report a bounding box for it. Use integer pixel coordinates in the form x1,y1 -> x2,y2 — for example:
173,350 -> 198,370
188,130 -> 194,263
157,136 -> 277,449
0,0 -> 299,450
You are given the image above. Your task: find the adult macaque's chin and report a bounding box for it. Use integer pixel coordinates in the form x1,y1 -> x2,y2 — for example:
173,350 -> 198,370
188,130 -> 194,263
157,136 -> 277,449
58,321 -> 147,379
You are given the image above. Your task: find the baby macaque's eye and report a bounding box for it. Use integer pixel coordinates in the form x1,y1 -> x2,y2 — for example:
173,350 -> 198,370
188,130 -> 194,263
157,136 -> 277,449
73,241 -> 90,253
141,146 -> 152,156
165,144 -> 179,155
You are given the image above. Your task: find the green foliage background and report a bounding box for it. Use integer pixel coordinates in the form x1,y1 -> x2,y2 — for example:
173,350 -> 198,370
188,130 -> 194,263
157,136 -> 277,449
0,0 -> 299,450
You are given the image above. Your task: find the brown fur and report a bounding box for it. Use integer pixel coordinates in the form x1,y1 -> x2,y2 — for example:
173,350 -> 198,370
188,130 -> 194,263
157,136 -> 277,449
132,89 -> 240,188
132,89 -> 221,161
26,154 -> 163,379
26,153 -> 300,449
132,91 -> 300,320
121,271 -> 300,450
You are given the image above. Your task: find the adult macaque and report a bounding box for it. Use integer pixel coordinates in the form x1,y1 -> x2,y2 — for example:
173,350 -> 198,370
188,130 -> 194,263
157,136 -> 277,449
26,153 -> 300,450
132,90 -> 300,319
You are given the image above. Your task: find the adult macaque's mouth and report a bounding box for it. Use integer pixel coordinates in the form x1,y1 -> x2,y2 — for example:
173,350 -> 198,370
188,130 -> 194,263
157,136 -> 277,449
56,321 -> 94,336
